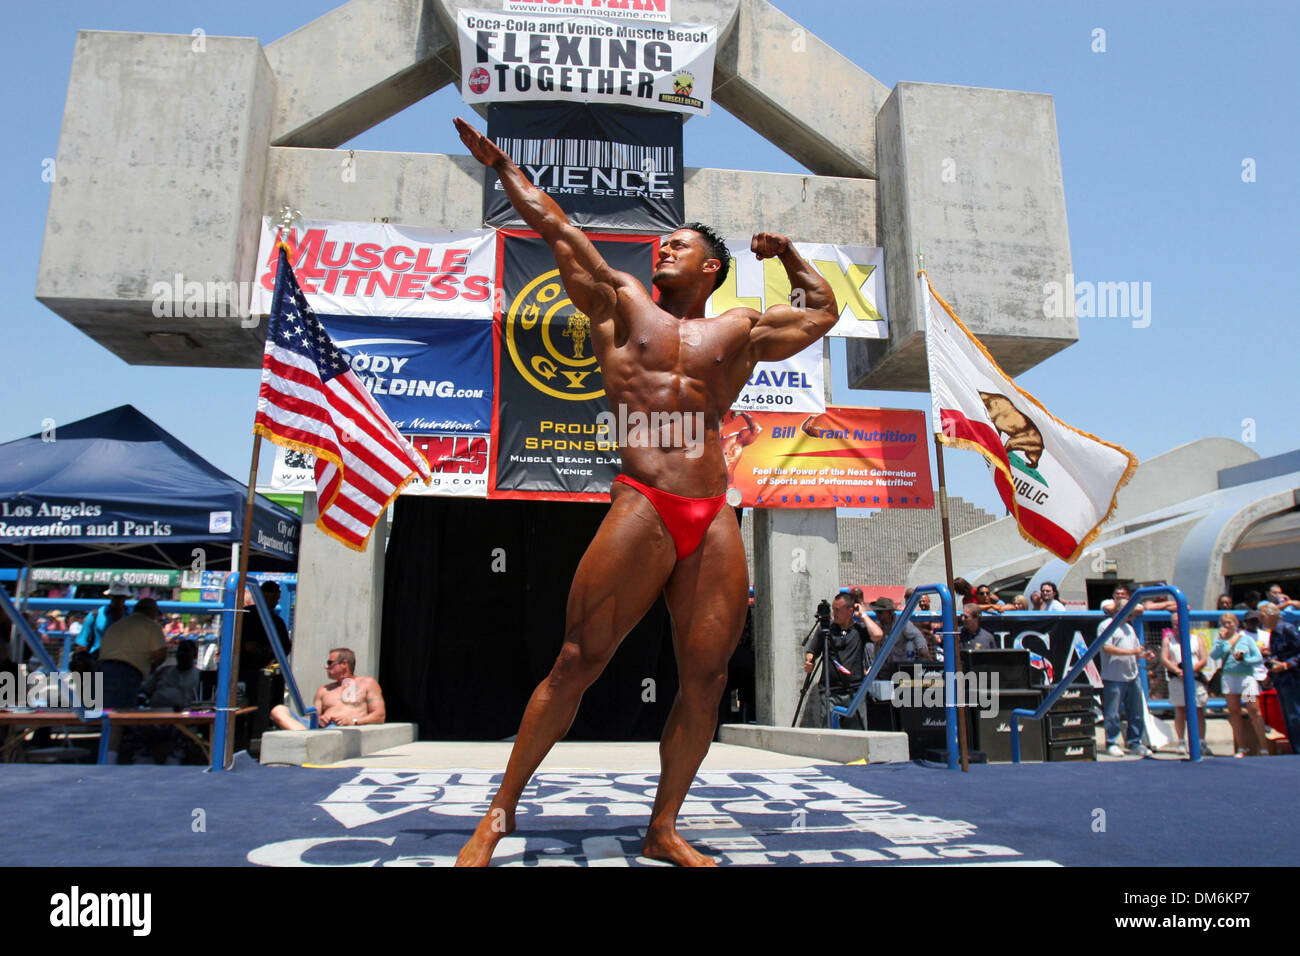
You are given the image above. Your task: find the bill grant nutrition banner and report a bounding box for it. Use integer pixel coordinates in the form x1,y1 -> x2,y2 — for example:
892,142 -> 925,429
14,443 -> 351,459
485,102 -> 683,231
458,9 -> 716,116
491,230 -> 657,499
725,407 -> 932,509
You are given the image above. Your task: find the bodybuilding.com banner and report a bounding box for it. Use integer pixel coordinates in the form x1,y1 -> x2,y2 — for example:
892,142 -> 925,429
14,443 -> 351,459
252,221 -> 495,320
485,103 -> 683,231
491,230 -> 657,499
458,9 -> 716,116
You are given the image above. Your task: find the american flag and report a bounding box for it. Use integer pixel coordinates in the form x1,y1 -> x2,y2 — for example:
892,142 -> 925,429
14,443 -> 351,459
254,246 -> 431,551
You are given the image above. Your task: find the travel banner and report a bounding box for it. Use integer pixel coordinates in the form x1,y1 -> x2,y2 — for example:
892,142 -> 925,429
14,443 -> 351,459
458,9 -> 716,116
732,343 -> 824,414
485,102 -> 683,231
708,239 -> 888,339
503,0 -> 673,22
492,230 -> 656,499
251,220 -> 495,320
315,314 -> 494,435
723,407 -> 932,509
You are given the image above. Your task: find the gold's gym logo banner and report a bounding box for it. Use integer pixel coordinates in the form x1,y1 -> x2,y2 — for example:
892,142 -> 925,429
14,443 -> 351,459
491,231 -> 657,499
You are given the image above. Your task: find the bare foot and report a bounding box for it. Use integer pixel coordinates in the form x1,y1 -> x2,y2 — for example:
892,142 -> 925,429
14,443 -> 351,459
642,827 -> 718,867
454,808 -> 515,867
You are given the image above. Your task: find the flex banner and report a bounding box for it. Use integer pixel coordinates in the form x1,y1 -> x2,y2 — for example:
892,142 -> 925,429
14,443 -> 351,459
708,240 -> 888,340
458,9 -> 716,116
722,407 -> 932,509
252,220 -> 496,320
485,102 -> 683,231
491,230 -> 656,499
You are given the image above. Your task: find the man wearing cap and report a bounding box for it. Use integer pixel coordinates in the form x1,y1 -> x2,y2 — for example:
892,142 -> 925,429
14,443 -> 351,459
75,583 -> 131,659
805,593 -> 880,728
870,597 -> 932,664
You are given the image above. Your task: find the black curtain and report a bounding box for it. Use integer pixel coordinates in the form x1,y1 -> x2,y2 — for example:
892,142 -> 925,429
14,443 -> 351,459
379,496 -> 680,741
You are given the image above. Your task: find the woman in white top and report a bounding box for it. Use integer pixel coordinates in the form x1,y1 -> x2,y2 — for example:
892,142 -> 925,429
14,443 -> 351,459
1160,611 -> 1209,755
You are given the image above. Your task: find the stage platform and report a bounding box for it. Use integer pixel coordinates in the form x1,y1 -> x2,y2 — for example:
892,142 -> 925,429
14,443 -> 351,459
1,738 -> 1294,867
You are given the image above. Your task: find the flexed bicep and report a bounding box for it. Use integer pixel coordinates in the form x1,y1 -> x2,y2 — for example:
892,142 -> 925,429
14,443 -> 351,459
746,234 -> 838,363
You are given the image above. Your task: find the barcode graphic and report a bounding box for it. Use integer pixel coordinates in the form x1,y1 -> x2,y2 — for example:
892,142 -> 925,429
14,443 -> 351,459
499,138 -> 675,172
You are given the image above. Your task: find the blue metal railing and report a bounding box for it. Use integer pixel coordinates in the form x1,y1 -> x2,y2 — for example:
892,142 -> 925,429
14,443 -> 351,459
830,584 -> 961,770
1008,585 -> 1202,763
1,577 -> 309,769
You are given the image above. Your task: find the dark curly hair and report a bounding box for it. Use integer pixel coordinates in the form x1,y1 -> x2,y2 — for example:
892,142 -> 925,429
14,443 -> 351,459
681,222 -> 731,291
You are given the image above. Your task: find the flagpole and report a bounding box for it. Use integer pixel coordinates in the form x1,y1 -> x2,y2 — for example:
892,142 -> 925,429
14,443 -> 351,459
920,259 -> 971,773
221,432 -> 262,769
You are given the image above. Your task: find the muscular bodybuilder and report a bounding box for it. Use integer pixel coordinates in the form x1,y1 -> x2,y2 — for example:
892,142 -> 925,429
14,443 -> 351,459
453,118 -> 838,866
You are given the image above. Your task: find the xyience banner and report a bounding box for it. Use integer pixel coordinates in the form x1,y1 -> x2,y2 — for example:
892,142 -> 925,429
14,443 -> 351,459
252,221 -> 495,320
485,102 -> 683,231
458,9 -> 716,116
491,230 -> 656,499
722,407 -> 932,508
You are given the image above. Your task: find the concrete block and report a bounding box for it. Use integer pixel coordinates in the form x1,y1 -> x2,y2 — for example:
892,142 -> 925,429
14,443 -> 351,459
259,729 -> 345,765
290,493 -> 386,709
685,168 -> 876,245
264,147 -> 485,236
267,0 -> 457,147
334,722 -> 417,758
715,0 -> 888,178
36,31 -> 274,368
719,723 -> 909,763
850,82 -> 1076,391
752,508 -> 838,728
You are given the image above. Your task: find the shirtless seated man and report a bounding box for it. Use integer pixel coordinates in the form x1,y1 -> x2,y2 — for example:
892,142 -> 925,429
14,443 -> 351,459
453,117 -> 839,867
269,648 -> 386,729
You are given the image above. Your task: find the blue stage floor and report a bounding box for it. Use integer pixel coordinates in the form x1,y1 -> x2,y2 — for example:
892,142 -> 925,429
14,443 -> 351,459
2,756 -> 1295,867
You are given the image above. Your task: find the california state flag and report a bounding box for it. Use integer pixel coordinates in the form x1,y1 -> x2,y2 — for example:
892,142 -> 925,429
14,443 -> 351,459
923,273 -> 1137,562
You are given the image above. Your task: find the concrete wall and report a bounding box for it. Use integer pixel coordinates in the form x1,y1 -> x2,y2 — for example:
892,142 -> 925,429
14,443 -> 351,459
850,82 -> 1077,391
36,32 -> 274,368
290,493 -> 387,707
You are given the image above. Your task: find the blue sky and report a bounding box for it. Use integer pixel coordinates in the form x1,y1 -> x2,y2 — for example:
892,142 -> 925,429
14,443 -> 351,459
3,1 -> 1296,522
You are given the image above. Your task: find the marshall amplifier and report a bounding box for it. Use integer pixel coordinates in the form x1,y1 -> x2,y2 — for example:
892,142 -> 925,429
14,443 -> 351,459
963,650 -> 1032,690
1047,738 -> 1097,761
1046,710 -> 1093,740
977,690 -> 1045,762
1046,683 -> 1102,713
896,695 -> 975,759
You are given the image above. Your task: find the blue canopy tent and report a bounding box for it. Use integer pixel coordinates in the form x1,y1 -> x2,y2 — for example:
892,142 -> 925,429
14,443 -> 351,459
0,405 -> 299,571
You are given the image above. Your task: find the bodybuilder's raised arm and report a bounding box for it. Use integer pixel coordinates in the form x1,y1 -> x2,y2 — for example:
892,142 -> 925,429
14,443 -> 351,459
746,233 -> 838,363
455,118 -> 625,321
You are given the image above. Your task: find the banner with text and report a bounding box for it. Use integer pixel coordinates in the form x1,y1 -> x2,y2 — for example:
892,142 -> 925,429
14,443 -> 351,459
458,9 -> 716,116
722,407 -> 932,509
732,344 -> 824,414
503,0 -> 673,21
252,220 -> 495,320
485,102 -> 683,231
492,230 -> 657,499
272,435 -> 491,499
316,313 -> 494,435
708,240 -> 887,340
